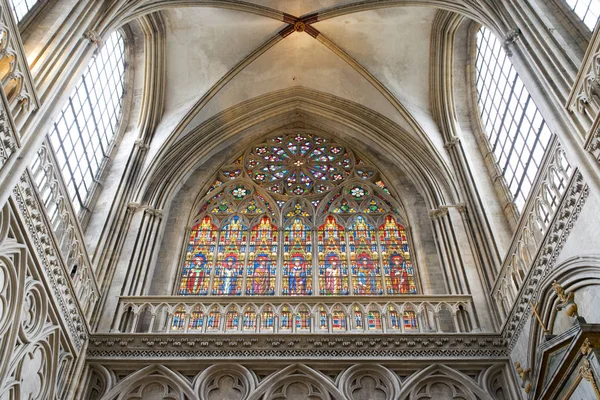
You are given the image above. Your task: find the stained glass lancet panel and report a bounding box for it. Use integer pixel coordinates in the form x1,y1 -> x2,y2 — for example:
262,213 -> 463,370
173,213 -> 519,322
349,216 -> 381,295
380,215 -> 416,294
283,218 -> 312,296
318,216 -> 349,295
213,216 -> 247,295
246,216 -> 278,295
179,216 -> 216,295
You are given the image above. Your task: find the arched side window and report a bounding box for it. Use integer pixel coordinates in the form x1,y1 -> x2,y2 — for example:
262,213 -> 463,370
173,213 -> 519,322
176,132 -> 418,297
9,0 -> 42,22
47,30 -> 126,215
475,27 -> 552,211
563,0 -> 600,30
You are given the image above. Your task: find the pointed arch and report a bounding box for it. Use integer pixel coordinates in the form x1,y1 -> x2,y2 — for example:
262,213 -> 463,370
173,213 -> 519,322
98,364 -> 196,400
398,364 -> 496,400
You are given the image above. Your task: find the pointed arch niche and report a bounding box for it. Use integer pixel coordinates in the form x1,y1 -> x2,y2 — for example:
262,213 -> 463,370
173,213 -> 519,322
174,130 -> 424,297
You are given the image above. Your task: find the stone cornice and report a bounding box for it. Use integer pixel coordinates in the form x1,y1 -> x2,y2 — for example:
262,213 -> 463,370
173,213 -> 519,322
88,332 -> 508,361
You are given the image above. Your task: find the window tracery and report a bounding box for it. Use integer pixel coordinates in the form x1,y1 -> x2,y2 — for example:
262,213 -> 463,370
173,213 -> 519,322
177,131 -> 417,298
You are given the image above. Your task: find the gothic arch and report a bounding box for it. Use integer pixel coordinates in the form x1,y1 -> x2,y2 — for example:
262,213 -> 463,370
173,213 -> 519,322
98,364 -> 196,400
525,255 -> 600,367
138,88 -> 458,211
247,364 -> 345,400
194,364 -> 257,400
337,364 -> 401,399
397,364 -> 495,400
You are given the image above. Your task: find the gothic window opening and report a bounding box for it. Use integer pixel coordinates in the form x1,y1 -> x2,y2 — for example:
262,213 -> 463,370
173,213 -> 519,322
46,30 -> 126,215
475,27 -> 552,211
564,0 -> 600,29
177,132 -> 418,299
9,0 -> 41,22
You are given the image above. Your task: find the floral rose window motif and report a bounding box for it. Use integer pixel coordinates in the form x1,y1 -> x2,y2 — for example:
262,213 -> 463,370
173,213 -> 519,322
246,133 -> 353,197
178,131 -> 419,301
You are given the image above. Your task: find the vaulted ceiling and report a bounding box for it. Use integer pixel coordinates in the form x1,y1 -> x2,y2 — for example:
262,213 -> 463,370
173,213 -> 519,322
119,1 -> 489,206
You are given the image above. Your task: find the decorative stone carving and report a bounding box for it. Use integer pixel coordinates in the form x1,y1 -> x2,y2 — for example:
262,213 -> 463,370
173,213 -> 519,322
502,28 -> 521,57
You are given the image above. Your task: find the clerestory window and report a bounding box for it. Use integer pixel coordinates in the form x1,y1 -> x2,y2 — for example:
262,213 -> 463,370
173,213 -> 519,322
177,132 -> 418,297
46,30 -> 126,215
475,27 -> 553,211
563,0 -> 600,30
9,0 -> 42,23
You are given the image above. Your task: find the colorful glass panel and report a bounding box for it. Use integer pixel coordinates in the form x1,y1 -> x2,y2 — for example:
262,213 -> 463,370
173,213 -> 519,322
353,306 -> 363,329
332,308 -> 346,331
243,310 -> 257,331
212,216 -> 246,295
188,309 -> 204,331
262,307 -> 275,331
319,308 -> 328,330
226,310 -> 239,331
172,307 -> 186,331
318,216 -> 349,295
403,310 -> 418,331
349,216 -> 382,295
179,216 -> 216,295
389,308 -> 400,330
380,216 -> 417,294
367,310 -> 381,330
283,218 -> 312,296
281,306 -> 292,330
207,310 -> 221,330
246,133 -> 353,197
296,307 -> 311,330
246,216 -> 277,295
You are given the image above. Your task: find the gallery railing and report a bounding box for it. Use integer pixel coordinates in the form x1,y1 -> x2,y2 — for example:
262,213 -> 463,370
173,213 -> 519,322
491,137 -> 572,323
112,295 -> 477,335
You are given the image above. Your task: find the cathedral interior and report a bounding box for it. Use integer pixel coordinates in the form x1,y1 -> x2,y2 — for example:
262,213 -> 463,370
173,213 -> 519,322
1,0 -> 600,399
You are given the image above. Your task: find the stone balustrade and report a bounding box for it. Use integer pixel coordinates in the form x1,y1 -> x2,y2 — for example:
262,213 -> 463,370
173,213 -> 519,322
0,0 -> 39,126
113,295 -> 477,335
566,21 -> 600,162
28,138 -> 99,317
492,137 -> 572,323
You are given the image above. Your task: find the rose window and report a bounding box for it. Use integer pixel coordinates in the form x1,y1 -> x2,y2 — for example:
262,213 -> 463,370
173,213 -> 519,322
246,133 -> 353,197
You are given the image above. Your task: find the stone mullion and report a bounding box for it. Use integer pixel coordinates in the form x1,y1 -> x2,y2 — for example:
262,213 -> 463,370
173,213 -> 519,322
375,222 -> 388,295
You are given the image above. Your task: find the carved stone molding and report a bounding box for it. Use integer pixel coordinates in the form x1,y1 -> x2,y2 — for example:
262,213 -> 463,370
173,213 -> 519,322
87,333 -> 508,361
503,170 -> 589,348
12,173 -> 88,351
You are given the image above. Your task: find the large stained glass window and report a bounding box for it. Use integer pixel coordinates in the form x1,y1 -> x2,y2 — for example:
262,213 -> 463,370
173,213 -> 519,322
177,132 -> 418,297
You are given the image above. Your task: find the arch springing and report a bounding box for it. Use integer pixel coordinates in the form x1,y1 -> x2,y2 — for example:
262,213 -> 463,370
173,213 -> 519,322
177,132 -> 417,297
475,27 -> 552,211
